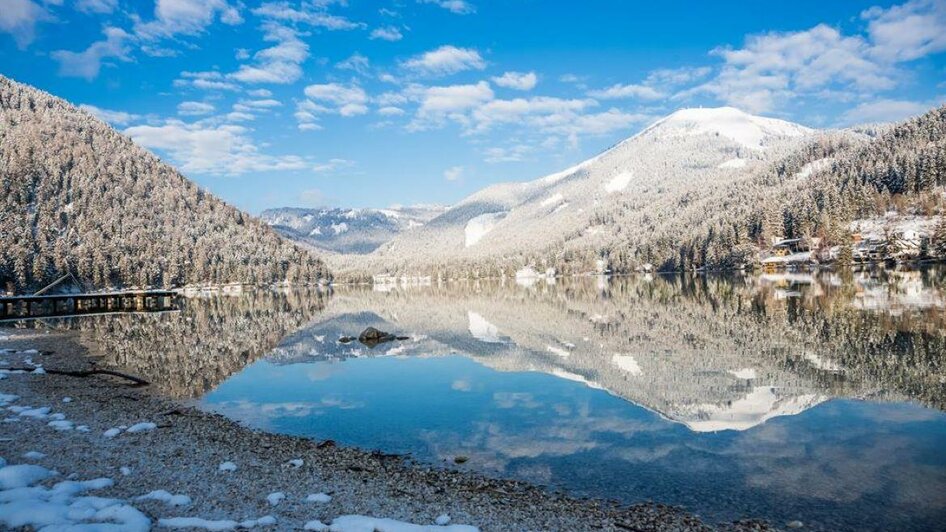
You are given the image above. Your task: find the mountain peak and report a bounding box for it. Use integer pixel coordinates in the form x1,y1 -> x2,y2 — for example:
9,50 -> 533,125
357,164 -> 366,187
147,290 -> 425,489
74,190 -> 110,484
640,106 -> 811,150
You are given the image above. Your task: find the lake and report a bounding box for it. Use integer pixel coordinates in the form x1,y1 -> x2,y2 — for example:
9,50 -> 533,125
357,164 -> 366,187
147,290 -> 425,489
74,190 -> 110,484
19,268 -> 946,531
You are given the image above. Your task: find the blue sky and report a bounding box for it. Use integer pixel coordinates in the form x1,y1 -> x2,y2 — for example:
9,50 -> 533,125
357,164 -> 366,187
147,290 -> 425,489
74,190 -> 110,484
1,0 -> 945,213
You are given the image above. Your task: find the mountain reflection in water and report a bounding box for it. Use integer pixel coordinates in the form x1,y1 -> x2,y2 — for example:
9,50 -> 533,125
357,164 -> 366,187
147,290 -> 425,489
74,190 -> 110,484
36,268 -> 946,531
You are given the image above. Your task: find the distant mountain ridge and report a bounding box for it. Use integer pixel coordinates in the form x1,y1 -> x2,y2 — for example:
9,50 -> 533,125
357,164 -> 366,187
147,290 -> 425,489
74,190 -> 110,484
0,76 -> 330,292
323,104 -> 946,279
260,205 -> 446,255
328,107 -> 824,277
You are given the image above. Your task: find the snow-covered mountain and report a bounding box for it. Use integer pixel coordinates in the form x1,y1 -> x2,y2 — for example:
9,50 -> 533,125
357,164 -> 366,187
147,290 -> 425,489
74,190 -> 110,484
260,205 -> 446,255
337,107 -> 817,276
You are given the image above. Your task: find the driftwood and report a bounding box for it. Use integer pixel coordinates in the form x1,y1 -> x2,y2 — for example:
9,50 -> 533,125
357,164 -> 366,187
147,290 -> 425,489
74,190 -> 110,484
5,367 -> 150,386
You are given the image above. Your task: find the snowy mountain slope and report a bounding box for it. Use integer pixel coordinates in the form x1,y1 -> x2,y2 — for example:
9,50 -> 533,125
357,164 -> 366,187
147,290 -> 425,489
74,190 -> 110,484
0,76 -> 330,291
261,205 -> 446,254
344,107 -> 815,275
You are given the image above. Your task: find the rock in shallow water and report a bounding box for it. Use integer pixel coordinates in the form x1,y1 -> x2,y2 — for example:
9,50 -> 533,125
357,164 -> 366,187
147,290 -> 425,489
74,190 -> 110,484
356,327 -> 407,348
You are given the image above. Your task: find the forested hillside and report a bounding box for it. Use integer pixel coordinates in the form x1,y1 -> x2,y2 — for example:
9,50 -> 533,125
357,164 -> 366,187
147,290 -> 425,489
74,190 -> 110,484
642,105 -> 946,272
0,76 -> 330,293
328,106 -> 946,280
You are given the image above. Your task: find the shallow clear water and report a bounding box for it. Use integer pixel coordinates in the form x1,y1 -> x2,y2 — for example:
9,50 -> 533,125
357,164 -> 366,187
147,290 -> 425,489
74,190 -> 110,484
27,269 -> 946,531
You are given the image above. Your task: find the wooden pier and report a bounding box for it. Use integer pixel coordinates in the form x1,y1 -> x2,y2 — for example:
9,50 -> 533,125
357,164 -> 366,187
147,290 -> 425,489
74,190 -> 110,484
0,290 -> 178,321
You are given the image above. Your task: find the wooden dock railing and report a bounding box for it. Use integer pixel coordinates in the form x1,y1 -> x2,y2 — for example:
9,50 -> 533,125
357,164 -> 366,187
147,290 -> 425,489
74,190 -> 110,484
0,290 -> 178,321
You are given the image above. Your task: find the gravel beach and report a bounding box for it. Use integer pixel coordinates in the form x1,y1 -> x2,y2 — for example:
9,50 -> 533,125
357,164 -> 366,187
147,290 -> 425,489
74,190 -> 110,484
0,329 -> 776,531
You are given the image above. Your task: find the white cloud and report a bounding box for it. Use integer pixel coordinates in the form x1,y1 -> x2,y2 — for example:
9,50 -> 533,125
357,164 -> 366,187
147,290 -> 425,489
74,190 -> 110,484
297,83 -> 368,128
337,52 -> 370,75
226,111 -> 255,122
177,101 -> 215,116
79,104 -> 141,125
443,165 -> 464,181
484,144 -> 532,163
0,0 -> 47,48
409,81 -> 494,129
134,0 -> 243,42
402,78 -> 646,146
403,45 -> 486,76
688,24 -> 893,113
863,0 -> 946,62
644,66 -> 713,88
536,108 -> 649,139
491,71 -> 538,91
125,120 -> 308,175
175,71 -> 241,91
51,27 -> 133,80
251,1 -> 363,30
247,88 -> 273,97
419,0 -> 475,15
686,1 -> 946,113
468,96 -> 595,133
378,106 -> 406,116
304,83 -> 368,110
76,0 -> 118,14
229,23 -> 308,84
587,83 -> 663,100
370,26 -> 403,41
313,158 -> 355,173
238,98 -> 282,109
839,99 -> 931,125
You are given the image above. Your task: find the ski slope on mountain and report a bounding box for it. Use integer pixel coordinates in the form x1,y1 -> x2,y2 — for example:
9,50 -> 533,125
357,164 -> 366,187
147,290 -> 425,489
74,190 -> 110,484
346,107 -> 814,276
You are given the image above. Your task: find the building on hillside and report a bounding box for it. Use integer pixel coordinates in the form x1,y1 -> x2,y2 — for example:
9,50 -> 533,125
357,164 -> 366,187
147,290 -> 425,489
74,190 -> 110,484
760,237 -> 815,271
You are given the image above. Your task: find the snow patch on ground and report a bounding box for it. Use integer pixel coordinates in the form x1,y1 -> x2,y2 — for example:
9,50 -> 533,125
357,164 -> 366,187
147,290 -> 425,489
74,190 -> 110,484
540,193 -> 564,207
464,212 -> 505,247
137,489 -> 192,506
306,492 -> 332,503
324,515 -> 478,532
793,157 -> 833,179
717,158 -> 747,169
218,461 -> 238,472
159,515 -> 277,530
126,422 -> 157,433
604,171 -> 633,193
266,492 -> 285,506
0,465 -> 149,531
611,354 -> 643,376
546,345 -> 570,358
729,368 -> 758,380
0,464 -> 54,489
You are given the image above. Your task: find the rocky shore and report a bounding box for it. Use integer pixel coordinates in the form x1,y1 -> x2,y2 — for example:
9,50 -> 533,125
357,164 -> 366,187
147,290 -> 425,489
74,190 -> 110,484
0,329 -> 776,531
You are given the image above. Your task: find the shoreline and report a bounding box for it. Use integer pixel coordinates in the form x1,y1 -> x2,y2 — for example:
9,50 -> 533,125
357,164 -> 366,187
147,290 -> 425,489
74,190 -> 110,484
0,330 -> 774,531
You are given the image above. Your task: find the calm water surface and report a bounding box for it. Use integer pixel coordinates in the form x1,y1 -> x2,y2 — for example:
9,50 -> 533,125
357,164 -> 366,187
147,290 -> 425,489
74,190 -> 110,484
19,269 -> 946,531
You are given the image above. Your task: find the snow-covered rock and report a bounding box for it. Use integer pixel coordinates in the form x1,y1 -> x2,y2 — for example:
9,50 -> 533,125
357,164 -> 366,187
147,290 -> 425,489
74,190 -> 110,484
306,492 -> 332,503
